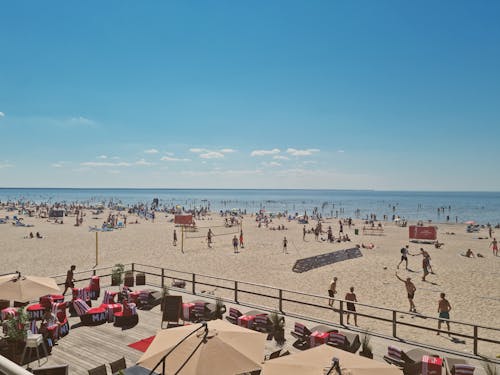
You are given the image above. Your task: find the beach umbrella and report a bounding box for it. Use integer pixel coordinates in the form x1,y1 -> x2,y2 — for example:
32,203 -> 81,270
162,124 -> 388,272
261,345 -> 402,375
137,319 -> 266,375
0,272 -> 60,302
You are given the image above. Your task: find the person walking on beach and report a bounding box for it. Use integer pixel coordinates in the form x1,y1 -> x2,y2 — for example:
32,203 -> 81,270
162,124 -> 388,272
63,265 -> 76,295
239,230 -> 244,249
328,277 -> 337,307
345,287 -> 358,326
303,225 -> 306,241
396,272 -> 417,312
232,235 -> 239,253
207,229 -> 213,248
283,236 -> 288,254
173,230 -> 177,247
437,293 -> 452,336
490,238 -> 498,256
397,245 -> 411,270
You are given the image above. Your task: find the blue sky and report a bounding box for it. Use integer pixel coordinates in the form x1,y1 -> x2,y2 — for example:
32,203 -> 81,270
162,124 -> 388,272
1,1 -> 499,190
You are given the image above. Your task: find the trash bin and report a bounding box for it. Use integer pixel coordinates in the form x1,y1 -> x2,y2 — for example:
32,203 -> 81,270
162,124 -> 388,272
354,229 -> 359,235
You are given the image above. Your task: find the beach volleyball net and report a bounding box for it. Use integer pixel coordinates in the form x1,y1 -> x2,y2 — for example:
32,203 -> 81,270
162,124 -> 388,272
184,224 -> 241,239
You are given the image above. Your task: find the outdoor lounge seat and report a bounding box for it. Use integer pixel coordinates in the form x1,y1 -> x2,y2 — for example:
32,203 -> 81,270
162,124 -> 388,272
444,356 -> 475,375
114,300 -> 138,327
290,322 -> 312,348
32,364 -> 69,375
191,300 -> 225,322
87,364 -> 107,375
383,345 -> 434,375
225,307 -> 242,324
109,357 -> 126,373
326,329 -> 361,353
73,298 -> 107,325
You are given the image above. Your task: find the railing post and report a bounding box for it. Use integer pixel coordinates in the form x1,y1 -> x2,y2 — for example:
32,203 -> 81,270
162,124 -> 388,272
339,300 -> 344,326
192,274 -> 196,295
131,263 -> 135,272
92,269 -> 96,276
278,289 -> 283,313
234,281 -> 238,303
392,310 -> 397,337
161,268 -> 165,288
473,326 -> 478,355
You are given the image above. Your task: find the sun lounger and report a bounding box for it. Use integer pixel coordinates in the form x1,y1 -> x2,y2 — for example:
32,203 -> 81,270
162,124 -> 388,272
225,307 -> 242,324
114,300 -> 138,327
290,322 -> 312,348
72,298 -> 108,325
383,345 -> 435,375
325,329 -> 361,353
444,356 -> 475,375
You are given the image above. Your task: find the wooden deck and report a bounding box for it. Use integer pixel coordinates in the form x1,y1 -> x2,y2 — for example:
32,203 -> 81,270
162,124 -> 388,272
21,286 -> 491,375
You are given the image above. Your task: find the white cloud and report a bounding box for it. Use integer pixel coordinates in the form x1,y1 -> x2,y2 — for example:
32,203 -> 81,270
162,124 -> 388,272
200,151 -> 224,159
0,112 -> 4,118
51,162 -> 65,168
80,159 -> 153,167
337,150 -> 345,153
111,156 -> 120,160
68,116 -> 96,127
135,158 -> 154,166
0,161 -> 13,169
220,148 -> 237,153
164,152 -> 174,156
160,156 -> 191,162
189,148 -> 207,153
286,148 -> 320,156
182,169 -> 262,176
97,155 -> 108,159
262,161 -> 282,168
144,148 -> 159,154
273,155 -> 289,160
250,148 -> 281,157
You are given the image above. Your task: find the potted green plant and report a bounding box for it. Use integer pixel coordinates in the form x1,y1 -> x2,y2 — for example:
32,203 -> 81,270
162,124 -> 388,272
359,333 -> 373,359
111,263 -> 125,286
4,307 -> 28,364
269,311 -> 286,346
214,297 -> 226,320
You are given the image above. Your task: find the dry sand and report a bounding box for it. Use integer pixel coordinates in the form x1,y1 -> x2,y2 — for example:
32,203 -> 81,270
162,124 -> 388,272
0,208 -> 499,357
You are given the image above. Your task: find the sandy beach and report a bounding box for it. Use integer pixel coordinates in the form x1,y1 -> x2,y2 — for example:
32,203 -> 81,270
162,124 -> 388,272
1,208 -> 499,357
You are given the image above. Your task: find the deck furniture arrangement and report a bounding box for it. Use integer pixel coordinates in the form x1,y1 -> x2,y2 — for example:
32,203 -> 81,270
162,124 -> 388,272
383,345 -> 436,375
443,356 -> 475,375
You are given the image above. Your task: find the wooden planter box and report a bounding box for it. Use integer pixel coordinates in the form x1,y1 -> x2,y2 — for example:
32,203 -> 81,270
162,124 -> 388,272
124,271 -> 134,287
136,272 -> 146,286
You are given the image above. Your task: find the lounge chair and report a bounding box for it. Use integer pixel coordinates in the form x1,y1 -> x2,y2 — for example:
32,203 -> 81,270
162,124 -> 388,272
109,357 -> 126,374
72,298 -> 108,325
225,307 -> 242,324
191,300 -> 225,322
87,364 -> 107,375
113,300 -> 138,327
264,349 -> 282,360
253,313 -> 273,333
383,345 -> 434,375
326,329 -> 361,353
290,322 -> 312,348
444,356 -> 475,375
161,295 -> 183,328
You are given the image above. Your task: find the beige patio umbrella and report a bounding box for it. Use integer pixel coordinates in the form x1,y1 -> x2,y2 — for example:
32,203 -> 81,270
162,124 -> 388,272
137,319 -> 266,375
261,344 -> 402,375
0,272 -> 60,302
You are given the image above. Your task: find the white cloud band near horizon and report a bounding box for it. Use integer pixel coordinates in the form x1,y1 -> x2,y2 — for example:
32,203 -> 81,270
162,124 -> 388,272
250,148 -> 281,156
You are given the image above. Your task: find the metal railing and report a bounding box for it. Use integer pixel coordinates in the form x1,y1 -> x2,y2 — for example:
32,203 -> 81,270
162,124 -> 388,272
38,263 -> 500,361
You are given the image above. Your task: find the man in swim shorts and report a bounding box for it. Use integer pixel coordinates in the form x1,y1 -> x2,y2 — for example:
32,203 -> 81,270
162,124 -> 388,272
437,292 -> 452,336
345,286 -> 358,326
397,245 -> 411,270
490,237 -> 498,256
396,272 -> 416,312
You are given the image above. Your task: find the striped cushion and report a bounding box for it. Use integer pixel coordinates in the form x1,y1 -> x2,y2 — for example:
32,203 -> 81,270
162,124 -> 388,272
72,298 -> 90,316
328,332 -> 346,346
229,307 -> 241,318
294,322 -> 309,335
39,295 -> 53,308
139,290 -> 150,300
72,288 -> 90,301
388,345 -> 402,360
194,302 -> 206,317
454,364 -> 475,375
29,320 -> 38,334
254,314 -> 268,326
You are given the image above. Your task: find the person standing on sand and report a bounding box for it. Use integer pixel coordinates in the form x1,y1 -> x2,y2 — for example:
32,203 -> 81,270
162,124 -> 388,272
303,225 -> 306,241
490,238 -> 498,256
345,287 -> 358,326
396,272 -> 417,312
173,230 -> 177,246
63,265 -> 76,295
328,277 -> 337,307
239,230 -> 244,249
397,245 -> 411,270
232,235 -> 239,253
437,293 -> 452,336
283,236 -> 288,254
207,229 -> 213,248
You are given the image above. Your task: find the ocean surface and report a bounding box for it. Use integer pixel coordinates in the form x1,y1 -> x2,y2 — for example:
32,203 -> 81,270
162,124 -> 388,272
0,188 -> 499,224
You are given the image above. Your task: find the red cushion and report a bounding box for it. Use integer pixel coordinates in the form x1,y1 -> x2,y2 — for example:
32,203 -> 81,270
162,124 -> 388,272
87,306 -> 106,314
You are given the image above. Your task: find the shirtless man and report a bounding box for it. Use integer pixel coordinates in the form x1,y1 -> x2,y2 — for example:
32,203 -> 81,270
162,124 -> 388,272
396,272 -> 416,312
328,277 -> 338,307
345,287 -> 358,326
437,293 -> 452,336
283,236 -> 288,254
207,229 -> 213,248
490,237 -> 498,256
397,245 -> 411,270
303,225 -> 306,241
63,265 -> 76,295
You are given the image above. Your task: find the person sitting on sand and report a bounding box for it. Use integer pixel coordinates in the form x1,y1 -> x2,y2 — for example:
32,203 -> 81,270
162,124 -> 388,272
36,232 -> 43,239
29,232 -> 34,239
465,248 -> 475,258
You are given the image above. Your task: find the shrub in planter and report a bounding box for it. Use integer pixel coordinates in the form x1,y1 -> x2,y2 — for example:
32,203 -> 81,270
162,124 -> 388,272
269,311 -> 286,346
111,264 -> 125,286
359,333 -> 373,359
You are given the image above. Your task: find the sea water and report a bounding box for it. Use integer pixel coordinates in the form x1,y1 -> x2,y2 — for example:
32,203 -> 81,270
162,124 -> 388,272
0,188 -> 499,225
